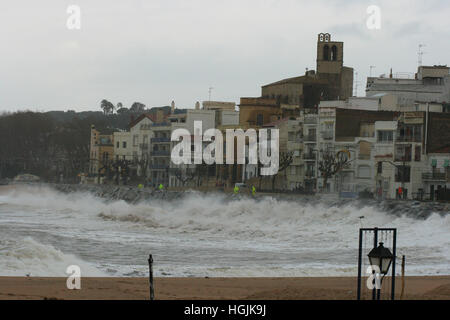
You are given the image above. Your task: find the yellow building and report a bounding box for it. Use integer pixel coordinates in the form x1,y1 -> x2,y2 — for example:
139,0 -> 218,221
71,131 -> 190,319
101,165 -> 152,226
89,125 -> 114,181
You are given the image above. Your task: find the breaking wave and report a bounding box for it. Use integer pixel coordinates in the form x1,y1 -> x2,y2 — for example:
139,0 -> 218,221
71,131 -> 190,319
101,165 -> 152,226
0,237 -> 106,277
0,185 -> 449,276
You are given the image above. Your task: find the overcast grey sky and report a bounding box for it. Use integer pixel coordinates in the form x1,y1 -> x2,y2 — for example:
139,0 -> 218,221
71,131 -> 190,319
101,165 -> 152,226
1,0 -> 449,112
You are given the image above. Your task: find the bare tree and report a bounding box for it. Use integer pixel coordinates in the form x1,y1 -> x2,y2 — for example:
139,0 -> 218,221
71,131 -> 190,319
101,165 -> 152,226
173,167 -> 195,186
318,148 -> 351,192
272,151 -> 294,191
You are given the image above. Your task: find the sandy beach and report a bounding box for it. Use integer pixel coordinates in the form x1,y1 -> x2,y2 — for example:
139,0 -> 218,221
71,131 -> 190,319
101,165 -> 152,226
0,276 -> 449,300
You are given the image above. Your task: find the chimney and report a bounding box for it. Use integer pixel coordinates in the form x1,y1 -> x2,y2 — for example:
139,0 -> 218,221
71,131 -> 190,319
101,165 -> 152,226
389,68 -> 393,79
171,100 -> 175,114
195,101 -> 200,110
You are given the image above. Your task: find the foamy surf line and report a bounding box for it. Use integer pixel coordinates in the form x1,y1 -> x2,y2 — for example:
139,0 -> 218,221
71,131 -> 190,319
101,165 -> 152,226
0,237 -> 106,277
0,185 -> 449,277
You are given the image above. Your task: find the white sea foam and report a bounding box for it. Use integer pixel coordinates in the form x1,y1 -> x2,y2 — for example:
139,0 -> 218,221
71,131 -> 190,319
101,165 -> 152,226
0,237 -> 106,277
0,185 -> 448,277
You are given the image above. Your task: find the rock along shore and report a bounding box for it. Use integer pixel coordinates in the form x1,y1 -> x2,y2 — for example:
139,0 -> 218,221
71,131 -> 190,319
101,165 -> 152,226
42,183 -> 450,220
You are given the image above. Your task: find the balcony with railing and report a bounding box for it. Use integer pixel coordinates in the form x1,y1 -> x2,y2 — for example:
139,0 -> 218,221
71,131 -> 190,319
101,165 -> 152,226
304,117 -> 318,124
422,172 -> 446,181
151,150 -> 171,157
321,130 -> 333,140
149,164 -> 169,170
305,171 -> 316,178
394,155 -> 412,162
358,153 -> 370,160
151,137 -> 171,143
396,135 -> 422,143
303,153 -> 316,160
304,134 -> 317,142
139,143 -> 149,150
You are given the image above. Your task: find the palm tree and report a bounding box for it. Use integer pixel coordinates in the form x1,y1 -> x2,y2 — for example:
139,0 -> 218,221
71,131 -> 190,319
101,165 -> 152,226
100,99 -> 115,115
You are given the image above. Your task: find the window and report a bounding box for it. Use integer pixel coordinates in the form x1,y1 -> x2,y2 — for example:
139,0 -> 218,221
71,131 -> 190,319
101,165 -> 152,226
331,45 -> 337,61
256,114 -> 264,126
395,166 -> 411,182
395,144 -> 412,162
397,124 -> 422,142
116,141 -> 119,148
377,162 -> 382,174
133,135 -> 138,147
290,166 -> 296,175
431,159 -> 437,167
323,45 -> 329,61
377,130 -> 393,143
123,141 -> 127,148
288,132 -> 295,141
358,165 -> 371,178
415,146 -> 421,161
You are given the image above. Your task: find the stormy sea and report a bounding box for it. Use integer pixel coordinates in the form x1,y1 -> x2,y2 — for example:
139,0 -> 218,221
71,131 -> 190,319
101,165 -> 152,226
0,185 -> 449,277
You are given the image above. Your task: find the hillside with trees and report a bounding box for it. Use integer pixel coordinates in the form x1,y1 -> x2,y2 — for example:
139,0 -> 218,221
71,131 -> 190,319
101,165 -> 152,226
0,101 -> 174,182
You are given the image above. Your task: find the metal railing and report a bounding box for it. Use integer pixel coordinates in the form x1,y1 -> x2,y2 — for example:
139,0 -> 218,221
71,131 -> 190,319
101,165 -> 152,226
151,137 -> 171,143
321,131 -> 333,140
304,117 -> 317,124
151,150 -> 170,157
422,172 -> 446,181
149,164 -> 169,170
396,136 -> 422,142
304,135 -> 317,142
305,171 -> 316,178
303,153 -> 316,160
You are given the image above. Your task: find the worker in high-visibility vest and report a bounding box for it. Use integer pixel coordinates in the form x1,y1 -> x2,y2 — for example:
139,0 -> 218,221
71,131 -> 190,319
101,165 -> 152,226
252,185 -> 256,196
233,185 -> 239,194
138,184 -> 144,189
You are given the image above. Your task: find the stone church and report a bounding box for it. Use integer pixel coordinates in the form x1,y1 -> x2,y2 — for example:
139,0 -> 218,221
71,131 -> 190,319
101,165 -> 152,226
261,33 -> 354,109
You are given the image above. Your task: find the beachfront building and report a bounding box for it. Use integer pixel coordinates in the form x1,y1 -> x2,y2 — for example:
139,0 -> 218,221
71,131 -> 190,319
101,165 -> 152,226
149,121 -> 171,187
300,111 -> 319,192
366,65 -> 450,109
168,101 -> 238,188
248,117 -> 303,191
89,125 -> 114,183
373,121 -> 397,199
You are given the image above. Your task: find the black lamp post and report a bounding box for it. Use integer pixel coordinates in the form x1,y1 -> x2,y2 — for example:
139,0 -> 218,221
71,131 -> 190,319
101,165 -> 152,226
368,242 -> 394,300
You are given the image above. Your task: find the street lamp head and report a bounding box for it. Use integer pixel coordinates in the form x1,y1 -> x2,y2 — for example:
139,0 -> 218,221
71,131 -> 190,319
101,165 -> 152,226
368,242 -> 394,275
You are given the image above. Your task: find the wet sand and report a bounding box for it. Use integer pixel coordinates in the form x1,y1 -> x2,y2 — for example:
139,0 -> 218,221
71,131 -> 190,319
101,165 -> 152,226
0,276 -> 449,300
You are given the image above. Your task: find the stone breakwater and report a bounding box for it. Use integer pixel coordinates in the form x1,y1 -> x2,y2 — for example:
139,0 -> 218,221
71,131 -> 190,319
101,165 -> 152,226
45,183 -> 450,221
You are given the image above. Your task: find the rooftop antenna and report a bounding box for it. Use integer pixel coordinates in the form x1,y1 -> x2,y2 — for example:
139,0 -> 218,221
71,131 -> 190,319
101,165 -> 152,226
418,44 -> 426,67
369,65 -> 376,77
353,71 -> 359,97
208,87 -> 214,101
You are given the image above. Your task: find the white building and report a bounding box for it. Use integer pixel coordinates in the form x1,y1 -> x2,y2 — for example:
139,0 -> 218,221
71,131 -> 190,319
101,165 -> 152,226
168,101 -> 238,188
300,111 -> 319,192
366,65 -> 450,109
